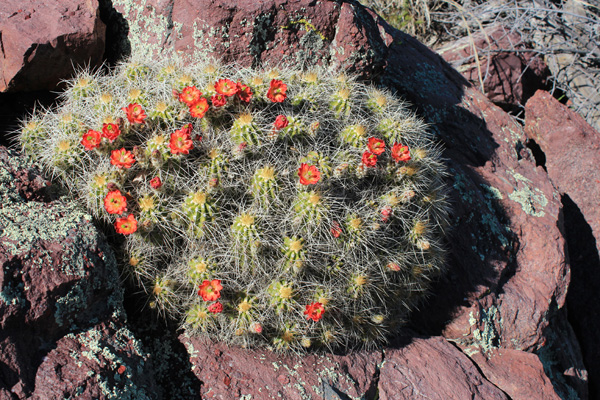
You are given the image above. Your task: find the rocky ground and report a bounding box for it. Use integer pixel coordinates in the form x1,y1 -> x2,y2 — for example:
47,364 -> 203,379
1,0 -> 599,399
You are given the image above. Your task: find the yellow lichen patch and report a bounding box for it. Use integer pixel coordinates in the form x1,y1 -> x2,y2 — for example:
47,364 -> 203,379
139,195 -> 155,212
239,213 -> 255,227
192,192 -> 207,205
237,113 -> 253,126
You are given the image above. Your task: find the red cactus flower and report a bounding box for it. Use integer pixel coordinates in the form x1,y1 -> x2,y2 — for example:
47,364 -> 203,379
367,137 -> 385,155
115,214 -> 137,235
150,176 -> 162,189
331,221 -> 342,238
215,79 -> 238,97
361,151 -> 377,167
391,143 -> 411,163
267,79 -> 287,103
81,129 -> 102,150
169,124 -> 194,155
110,148 -> 135,168
211,94 -> 227,107
207,302 -> 223,314
237,82 -> 253,103
273,115 -> 289,130
122,103 -> 147,124
189,98 -> 209,118
298,163 -> 321,185
304,302 -> 325,322
178,86 -> 202,106
102,123 -> 121,142
198,279 -> 223,301
104,190 -> 127,215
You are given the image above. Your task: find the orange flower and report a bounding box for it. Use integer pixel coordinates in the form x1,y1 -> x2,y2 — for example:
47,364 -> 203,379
110,148 -> 135,168
104,190 -> 127,214
361,151 -> 377,167
304,302 -> 325,322
207,302 -> 223,314
211,94 -> 226,107
150,176 -> 162,189
367,137 -> 385,155
215,79 -> 238,97
179,86 -> 202,106
273,115 -> 288,130
169,124 -> 194,155
198,279 -> 223,301
391,143 -> 411,163
81,129 -> 102,150
298,163 -> 320,185
102,123 -> 121,142
237,82 -> 252,102
115,214 -> 137,235
122,103 -> 147,124
267,79 -> 287,103
331,221 -> 342,238
189,98 -> 209,118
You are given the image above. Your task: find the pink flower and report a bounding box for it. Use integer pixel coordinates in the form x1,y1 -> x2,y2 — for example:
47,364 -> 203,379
150,176 -> 162,189
361,151 -> 377,167
304,302 -> 325,322
207,302 -> 223,314
211,94 -> 227,107
298,163 -> 320,185
81,129 -> 102,150
391,143 -> 411,163
367,137 -> 385,155
267,79 -> 287,103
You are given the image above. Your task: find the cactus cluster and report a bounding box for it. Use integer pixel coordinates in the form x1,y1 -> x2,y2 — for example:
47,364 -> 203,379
18,57 -> 449,352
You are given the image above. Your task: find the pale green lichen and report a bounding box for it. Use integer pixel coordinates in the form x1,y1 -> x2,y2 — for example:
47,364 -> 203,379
508,179 -> 548,218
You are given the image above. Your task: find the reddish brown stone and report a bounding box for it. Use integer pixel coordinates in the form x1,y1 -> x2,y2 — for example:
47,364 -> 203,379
181,335 -> 382,399
438,24 -> 549,106
378,337 -> 509,400
0,0 -> 106,92
31,321 -> 157,400
525,89 -> 600,398
472,348 -> 561,400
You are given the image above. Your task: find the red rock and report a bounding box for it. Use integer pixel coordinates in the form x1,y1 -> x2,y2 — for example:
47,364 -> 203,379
0,0 -> 106,92
472,348 -> 561,400
438,24 -> 549,106
525,89 -> 600,398
31,321 -> 157,400
378,337 -> 508,400
112,0 -> 385,79
180,334 -> 382,399
0,146 -> 125,397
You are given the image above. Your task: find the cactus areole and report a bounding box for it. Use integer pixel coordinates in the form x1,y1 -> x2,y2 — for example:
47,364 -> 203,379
19,56 -> 449,353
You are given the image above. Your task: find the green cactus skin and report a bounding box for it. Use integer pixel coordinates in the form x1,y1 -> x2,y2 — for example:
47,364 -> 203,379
18,56 -> 449,353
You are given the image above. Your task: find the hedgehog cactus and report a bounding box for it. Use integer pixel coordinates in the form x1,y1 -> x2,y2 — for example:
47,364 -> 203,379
18,55 -> 449,353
